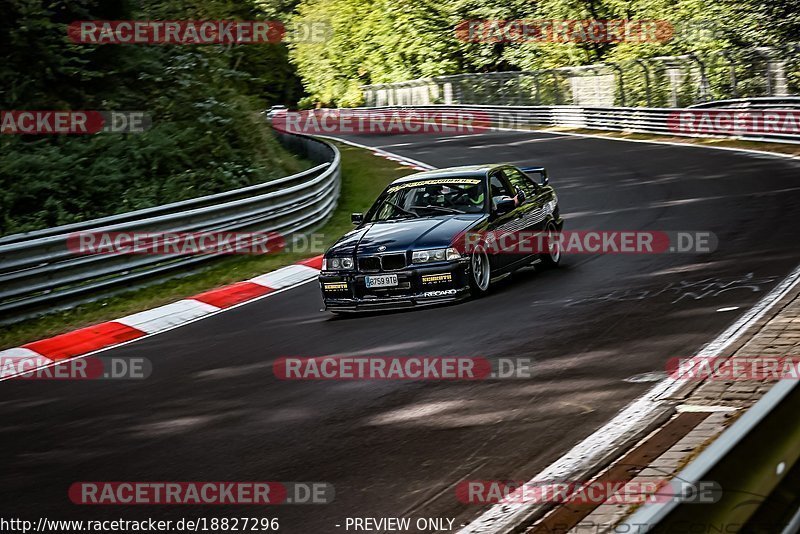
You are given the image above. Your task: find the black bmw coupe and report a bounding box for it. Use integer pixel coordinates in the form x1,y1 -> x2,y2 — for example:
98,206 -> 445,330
319,164 -> 563,312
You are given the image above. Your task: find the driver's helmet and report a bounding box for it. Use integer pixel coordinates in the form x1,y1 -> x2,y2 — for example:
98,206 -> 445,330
423,184 -> 450,206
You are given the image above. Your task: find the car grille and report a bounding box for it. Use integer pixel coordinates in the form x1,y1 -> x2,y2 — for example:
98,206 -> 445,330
380,253 -> 406,271
358,254 -> 407,272
358,257 -> 381,272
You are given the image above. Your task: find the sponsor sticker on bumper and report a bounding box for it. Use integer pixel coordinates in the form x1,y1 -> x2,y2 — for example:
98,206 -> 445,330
421,273 -> 453,284
323,282 -> 349,291
422,289 -> 458,298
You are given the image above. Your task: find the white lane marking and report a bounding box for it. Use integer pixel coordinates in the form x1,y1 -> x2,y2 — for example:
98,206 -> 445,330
623,371 -> 667,383
465,135 -> 573,149
0,348 -> 53,378
116,300 -> 220,334
250,264 -> 320,289
459,261 -> 800,534
716,306 -> 740,312
676,404 -> 739,413
317,135 -> 437,170
425,133 -> 491,143
0,276 -> 319,383
448,133 -> 489,139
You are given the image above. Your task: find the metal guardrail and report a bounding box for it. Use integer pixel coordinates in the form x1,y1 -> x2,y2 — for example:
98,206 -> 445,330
0,132 -> 341,324
621,377 -> 800,532
689,96 -> 800,109
352,102 -> 800,144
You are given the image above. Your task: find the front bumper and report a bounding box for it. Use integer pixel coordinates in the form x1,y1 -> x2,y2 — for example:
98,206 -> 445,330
319,259 -> 471,312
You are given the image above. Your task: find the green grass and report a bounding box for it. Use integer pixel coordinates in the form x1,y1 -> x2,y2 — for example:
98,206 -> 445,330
0,141 -> 416,350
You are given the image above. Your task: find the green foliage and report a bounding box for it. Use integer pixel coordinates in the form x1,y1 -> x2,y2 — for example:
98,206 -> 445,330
4,0 -> 798,234
288,0 -> 799,106
0,0 -> 306,236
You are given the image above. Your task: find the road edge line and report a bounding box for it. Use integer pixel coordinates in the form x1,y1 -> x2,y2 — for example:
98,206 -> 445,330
0,258 -> 323,381
459,261 -> 800,534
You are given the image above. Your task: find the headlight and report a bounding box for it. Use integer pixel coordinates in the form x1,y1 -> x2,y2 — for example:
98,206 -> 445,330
412,247 -> 461,264
323,256 -> 354,270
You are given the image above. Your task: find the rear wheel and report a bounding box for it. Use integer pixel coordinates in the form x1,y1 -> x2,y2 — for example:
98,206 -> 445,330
469,246 -> 491,296
540,222 -> 561,268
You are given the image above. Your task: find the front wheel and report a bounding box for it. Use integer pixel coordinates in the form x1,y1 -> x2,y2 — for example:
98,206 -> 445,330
540,222 -> 561,268
469,246 -> 491,296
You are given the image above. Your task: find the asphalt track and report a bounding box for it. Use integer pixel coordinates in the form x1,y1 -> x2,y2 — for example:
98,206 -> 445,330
2,129 -> 800,533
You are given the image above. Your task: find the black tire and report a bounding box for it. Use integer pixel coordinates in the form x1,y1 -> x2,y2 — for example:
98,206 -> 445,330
469,245 -> 491,296
540,222 -> 561,268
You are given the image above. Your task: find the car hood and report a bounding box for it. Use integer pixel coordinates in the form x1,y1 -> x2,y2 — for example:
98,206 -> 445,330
327,214 -> 485,256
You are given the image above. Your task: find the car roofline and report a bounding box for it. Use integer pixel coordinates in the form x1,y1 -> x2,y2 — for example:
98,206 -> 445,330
388,164 -> 510,185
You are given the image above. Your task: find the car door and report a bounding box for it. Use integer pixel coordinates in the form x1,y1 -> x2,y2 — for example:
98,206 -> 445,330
502,166 -> 548,263
485,169 -> 526,271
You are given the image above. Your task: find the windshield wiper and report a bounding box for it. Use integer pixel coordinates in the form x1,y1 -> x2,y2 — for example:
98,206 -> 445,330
408,205 -> 465,214
383,200 -> 419,218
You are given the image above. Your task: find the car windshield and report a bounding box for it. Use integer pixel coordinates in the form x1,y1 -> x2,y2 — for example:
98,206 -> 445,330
367,177 -> 486,221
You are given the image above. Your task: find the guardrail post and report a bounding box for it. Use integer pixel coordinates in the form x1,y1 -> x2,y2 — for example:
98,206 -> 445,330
634,59 -> 652,107
719,50 -> 739,98
550,70 -> 561,105
607,63 -> 625,107
754,47 -> 781,96
688,53 -> 711,103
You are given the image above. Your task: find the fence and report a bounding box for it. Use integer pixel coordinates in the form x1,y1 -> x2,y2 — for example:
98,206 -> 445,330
362,46 -> 800,108
0,132 -> 341,325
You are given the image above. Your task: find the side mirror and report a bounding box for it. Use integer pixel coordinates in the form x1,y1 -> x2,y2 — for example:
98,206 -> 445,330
494,197 -> 516,215
540,171 -> 549,186
351,213 -> 364,225
521,166 -> 549,186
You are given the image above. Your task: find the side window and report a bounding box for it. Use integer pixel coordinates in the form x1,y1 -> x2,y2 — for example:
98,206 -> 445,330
503,168 -> 537,199
489,173 -> 513,200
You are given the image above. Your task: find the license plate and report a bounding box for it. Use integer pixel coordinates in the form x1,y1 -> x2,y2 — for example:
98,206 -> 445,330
365,274 -> 398,288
